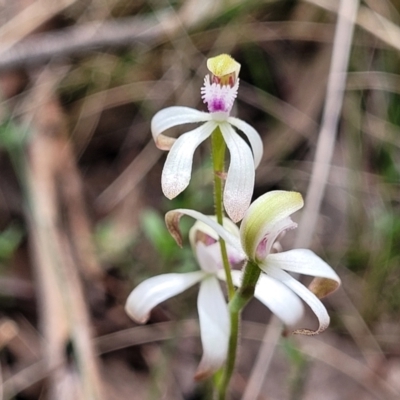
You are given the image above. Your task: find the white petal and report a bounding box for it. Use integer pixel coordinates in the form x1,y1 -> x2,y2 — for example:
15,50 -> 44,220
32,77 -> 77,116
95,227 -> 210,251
219,122 -> 255,223
227,117 -> 263,168
125,271 -> 205,323
165,209 -> 244,256
264,265 -> 330,335
267,249 -> 341,283
267,249 -> 341,300
254,273 -> 304,326
161,121 -> 216,199
195,276 -> 229,380
225,270 -> 303,327
151,106 -> 211,150
240,191 -> 304,261
195,242 -> 220,274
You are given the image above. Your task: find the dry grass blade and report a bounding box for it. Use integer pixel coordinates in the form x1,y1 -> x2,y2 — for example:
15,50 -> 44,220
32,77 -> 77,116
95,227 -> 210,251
4,318 -> 399,399
0,15 -> 164,71
362,112 -> 400,147
95,320 -> 199,355
298,339 -> 400,400
295,0 -> 359,248
0,0 -> 79,56
0,0 -> 237,72
347,71 -> 400,93
21,68 -> 104,400
330,286 -> 384,368
357,6 -> 400,52
256,38 -> 333,175
305,0 -> 400,52
2,360 -> 48,400
241,316 -> 282,400
97,140 -> 162,210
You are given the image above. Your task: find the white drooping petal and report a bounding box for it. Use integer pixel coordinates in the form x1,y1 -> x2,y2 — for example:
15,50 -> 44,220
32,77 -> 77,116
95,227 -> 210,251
226,270 -> 304,327
219,122 -> 255,223
165,209 -> 244,256
195,242 -> 220,274
254,273 -> 304,327
195,276 -> 229,380
264,265 -> 331,335
267,249 -> 341,283
228,116 -> 263,168
161,121 -> 216,199
125,271 -> 205,323
151,106 -> 211,150
240,191 -> 304,261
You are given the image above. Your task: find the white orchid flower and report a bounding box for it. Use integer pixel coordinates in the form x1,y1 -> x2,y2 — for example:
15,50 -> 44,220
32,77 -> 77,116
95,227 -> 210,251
151,54 -> 263,222
125,218 -> 238,381
189,218 -> 305,328
166,191 -> 341,334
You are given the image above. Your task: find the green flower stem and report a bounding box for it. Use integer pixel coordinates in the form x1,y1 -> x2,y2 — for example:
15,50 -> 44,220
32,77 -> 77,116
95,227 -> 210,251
211,128 -> 261,398
218,259 -> 261,400
211,128 -> 235,299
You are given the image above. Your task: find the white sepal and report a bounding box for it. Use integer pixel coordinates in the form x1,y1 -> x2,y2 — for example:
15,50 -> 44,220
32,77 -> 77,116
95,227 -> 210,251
267,249 -> 341,284
151,106 -> 211,150
195,276 -> 229,380
228,270 -> 304,327
165,209 -> 244,255
264,265 -> 331,335
219,122 -> 255,223
125,271 -> 205,323
195,242 -> 220,274
189,216 -> 240,249
161,121 -> 216,199
254,273 -> 304,327
228,116 -> 263,168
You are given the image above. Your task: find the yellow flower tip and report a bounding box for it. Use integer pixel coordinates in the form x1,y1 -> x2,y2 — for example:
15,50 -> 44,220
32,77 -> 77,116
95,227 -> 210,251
206,54 -> 241,86
288,191 -> 304,208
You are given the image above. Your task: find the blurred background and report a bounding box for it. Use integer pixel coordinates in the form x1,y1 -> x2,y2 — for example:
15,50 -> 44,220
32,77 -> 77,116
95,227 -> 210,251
0,0 -> 399,399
